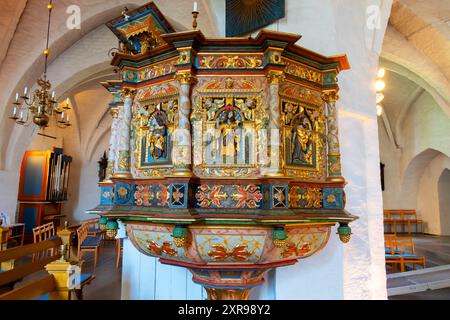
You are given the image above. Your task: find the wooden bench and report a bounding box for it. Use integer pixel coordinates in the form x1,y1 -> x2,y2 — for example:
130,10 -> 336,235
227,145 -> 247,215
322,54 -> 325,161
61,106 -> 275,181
385,236 -> 426,272
384,210 -> 424,234
0,238 -> 94,300
77,224 -> 102,268
0,237 -> 62,293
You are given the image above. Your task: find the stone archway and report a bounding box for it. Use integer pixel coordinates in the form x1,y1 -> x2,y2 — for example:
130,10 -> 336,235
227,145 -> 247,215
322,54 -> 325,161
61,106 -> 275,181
438,169 -> 450,235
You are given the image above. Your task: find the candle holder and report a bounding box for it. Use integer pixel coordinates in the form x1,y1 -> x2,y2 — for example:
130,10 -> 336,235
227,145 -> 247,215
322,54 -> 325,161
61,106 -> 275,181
192,11 -> 199,30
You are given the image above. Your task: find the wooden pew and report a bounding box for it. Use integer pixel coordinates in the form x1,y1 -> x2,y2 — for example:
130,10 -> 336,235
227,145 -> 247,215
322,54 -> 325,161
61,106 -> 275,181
0,238 -> 62,292
0,258 -> 95,300
0,238 -> 95,300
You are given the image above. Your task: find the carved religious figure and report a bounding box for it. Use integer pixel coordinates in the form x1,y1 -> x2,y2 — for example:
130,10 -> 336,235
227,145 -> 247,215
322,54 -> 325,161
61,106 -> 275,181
205,98 -> 224,121
235,98 -> 256,121
291,116 -> 312,164
167,100 -> 178,125
146,103 -> 168,160
216,109 -> 242,162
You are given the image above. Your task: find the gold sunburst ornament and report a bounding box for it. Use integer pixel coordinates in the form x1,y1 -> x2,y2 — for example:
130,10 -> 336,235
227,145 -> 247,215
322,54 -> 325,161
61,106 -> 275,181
9,0 -> 71,129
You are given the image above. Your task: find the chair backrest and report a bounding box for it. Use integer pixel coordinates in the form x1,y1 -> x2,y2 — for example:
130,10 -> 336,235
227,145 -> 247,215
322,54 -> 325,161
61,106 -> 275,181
384,234 -> 397,253
32,223 -> 56,244
384,209 -> 416,220
393,237 -> 416,254
81,218 -> 99,233
77,224 -> 89,245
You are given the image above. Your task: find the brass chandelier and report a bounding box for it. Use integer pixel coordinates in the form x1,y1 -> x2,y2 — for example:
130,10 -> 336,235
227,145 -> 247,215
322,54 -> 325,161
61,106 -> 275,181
9,0 -> 71,129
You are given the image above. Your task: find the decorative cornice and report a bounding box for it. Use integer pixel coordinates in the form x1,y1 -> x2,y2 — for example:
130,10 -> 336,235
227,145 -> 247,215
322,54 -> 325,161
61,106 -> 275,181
110,107 -> 119,119
266,70 -> 285,84
120,88 -> 137,99
175,71 -> 197,85
321,90 -> 339,103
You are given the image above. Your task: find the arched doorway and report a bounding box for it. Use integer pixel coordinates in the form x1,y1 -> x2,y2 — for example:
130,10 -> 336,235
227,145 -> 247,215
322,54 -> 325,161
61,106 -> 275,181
438,169 -> 450,235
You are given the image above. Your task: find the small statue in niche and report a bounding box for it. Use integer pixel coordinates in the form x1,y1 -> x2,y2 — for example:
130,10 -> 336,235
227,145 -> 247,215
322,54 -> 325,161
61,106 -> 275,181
216,109 -> 242,161
235,98 -> 256,121
98,151 -> 108,182
291,116 -> 312,164
146,103 -> 168,161
167,100 -> 178,125
283,102 -> 299,125
205,98 -> 224,121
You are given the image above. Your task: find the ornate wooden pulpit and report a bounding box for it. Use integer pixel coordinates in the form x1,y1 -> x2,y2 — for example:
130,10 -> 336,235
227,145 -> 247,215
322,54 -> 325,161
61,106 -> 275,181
89,2 -> 357,300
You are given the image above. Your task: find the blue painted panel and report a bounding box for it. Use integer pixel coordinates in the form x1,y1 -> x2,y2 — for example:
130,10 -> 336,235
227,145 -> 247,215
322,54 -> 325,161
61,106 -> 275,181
23,207 -> 37,235
114,183 -> 135,206
23,156 -> 45,196
323,188 -> 344,209
100,187 -> 114,205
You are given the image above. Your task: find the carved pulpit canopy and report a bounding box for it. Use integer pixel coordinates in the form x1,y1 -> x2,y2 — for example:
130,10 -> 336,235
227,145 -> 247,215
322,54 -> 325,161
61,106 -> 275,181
106,2 -> 176,55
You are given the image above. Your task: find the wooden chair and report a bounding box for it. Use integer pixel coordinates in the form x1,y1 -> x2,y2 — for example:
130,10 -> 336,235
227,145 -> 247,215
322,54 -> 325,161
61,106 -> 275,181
385,237 -> 426,272
77,224 -> 101,268
82,218 -> 104,238
32,222 -> 56,243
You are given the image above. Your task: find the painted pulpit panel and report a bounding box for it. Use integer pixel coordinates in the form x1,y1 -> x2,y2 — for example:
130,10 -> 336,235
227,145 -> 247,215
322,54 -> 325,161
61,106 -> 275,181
131,83 -> 179,178
279,82 -> 326,180
192,77 -> 268,177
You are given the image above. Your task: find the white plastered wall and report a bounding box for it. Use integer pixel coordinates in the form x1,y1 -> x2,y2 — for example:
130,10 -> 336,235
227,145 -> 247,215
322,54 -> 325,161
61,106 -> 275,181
379,86 -> 450,234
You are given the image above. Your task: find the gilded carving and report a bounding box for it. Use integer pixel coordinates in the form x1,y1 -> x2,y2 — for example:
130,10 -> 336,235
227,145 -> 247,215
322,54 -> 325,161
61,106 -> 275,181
266,70 -> 285,84
120,88 -> 137,99
175,71 -> 197,85
279,83 -> 322,106
284,60 -> 322,84
281,98 -> 326,179
198,55 -> 263,69
289,187 -> 323,208
191,77 -> 267,178
123,58 -> 177,83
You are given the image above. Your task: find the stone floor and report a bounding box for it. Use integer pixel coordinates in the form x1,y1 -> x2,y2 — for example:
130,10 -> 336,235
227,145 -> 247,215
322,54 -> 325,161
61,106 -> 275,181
44,234 -> 450,300
388,234 -> 450,300
79,239 -> 122,300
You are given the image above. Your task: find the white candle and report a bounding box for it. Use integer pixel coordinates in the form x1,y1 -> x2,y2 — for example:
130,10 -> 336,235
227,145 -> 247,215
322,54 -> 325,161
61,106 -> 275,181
52,91 -> 55,99
66,97 -> 69,106
67,114 -> 70,122
15,93 -> 19,102
38,106 -> 41,114
19,111 -> 23,120
193,1 -> 198,11
13,107 -> 17,116
24,87 -> 28,96
61,112 -> 64,120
